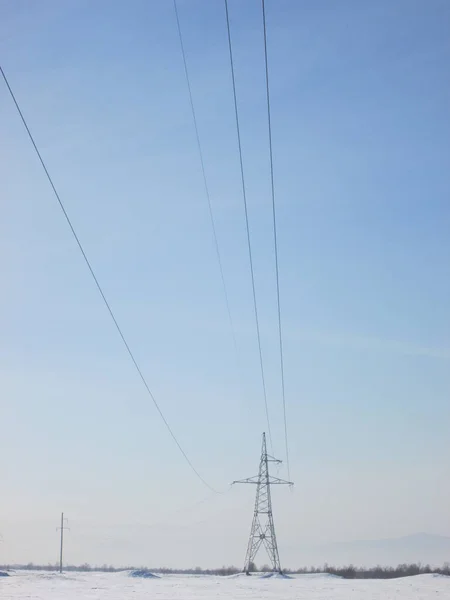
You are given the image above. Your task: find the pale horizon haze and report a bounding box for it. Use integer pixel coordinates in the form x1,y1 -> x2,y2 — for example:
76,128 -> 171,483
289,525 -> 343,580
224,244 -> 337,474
1,0 -> 449,569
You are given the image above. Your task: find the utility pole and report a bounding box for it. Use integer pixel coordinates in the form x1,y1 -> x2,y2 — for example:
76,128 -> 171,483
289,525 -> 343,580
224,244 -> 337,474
233,432 -> 293,574
56,513 -> 69,574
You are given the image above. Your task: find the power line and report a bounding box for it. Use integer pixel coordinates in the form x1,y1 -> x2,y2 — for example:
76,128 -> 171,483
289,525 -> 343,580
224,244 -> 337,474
261,0 -> 290,480
70,485 -> 231,532
0,64 -> 219,495
224,0 -> 273,451
172,0 -> 241,373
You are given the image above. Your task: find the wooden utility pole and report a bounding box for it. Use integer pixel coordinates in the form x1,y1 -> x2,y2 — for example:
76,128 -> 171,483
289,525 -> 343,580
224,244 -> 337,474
57,513 -> 69,573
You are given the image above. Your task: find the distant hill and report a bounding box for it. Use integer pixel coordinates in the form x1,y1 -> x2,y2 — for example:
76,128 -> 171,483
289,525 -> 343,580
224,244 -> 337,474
295,533 -> 450,567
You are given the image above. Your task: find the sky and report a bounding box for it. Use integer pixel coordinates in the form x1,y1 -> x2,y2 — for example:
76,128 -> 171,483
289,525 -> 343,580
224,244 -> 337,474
1,0 -> 449,569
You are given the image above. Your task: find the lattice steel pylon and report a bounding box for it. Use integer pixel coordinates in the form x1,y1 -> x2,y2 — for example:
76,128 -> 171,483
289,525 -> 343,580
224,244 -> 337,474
233,432 -> 293,574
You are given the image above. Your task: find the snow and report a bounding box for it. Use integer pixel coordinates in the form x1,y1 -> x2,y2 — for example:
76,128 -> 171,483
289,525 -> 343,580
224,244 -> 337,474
259,572 -> 293,579
0,570 -> 448,599
129,569 -> 160,578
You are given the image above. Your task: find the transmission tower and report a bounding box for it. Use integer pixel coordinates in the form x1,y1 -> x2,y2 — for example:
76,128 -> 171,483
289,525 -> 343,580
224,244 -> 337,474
233,432 -> 293,574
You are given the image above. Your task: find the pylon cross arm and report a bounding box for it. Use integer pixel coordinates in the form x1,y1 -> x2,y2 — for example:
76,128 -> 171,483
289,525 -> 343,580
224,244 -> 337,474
232,476 -> 260,485
268,475 -> 294,485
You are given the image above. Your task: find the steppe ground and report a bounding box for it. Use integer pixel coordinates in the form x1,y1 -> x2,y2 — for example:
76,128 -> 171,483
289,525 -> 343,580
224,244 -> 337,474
1,570 -> 449,599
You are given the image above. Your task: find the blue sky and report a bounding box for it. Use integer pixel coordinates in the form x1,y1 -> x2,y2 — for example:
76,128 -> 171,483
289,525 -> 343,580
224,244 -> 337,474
1,0 -> 449,568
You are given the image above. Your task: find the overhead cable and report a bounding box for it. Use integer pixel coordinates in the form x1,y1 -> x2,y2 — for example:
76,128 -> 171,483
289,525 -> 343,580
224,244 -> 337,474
223,0 -> 274,451
173,0 -> 241,372
261,0 -> 291,480
0,64 -> 220,494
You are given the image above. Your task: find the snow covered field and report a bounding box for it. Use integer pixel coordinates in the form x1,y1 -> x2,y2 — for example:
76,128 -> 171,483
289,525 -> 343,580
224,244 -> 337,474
1,570 -> 449,599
